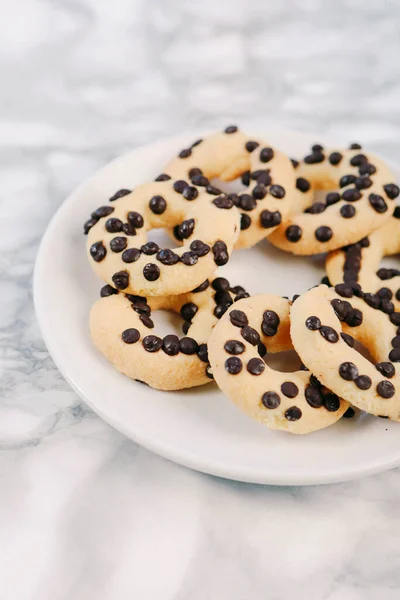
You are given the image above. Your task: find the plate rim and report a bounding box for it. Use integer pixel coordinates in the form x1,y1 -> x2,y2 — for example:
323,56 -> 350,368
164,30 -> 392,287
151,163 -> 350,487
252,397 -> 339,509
33,128 -> 400,485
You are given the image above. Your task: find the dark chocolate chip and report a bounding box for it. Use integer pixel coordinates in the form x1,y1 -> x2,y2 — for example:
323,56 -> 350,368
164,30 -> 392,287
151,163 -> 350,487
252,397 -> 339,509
180,302 -> 198,322
142,335 -> 163,352
191,174 -> 209,187
122,248 -> 140,263
205,365 -> 214,379
263,310 -> 280,327
380,299 -> 395,314
179,337 -> 198,355
259,147 -> 274,163
377,287 -> 393,300
260,210 -> 281,228
377,380 -> 395,398
252,184 -> 267,200
339,174 -> 357,188
270,185 -> 286,199
225,356 -> 243,374
127,212 -> 144,228
384,184 -> 400,199
305,385 -> 324,408
110,236 -> 127,253
90,241 -> 107,262
224,340 -> 245,355
180,251 -> 198,266
296,177 -> 311,193
285,225 -> 302,242
364,293 -> 380,309
326,192 -> 341,206
241,325 -> 260,346
258,342 -> 267,357
183,186 -> 199,201
197,343 -> 209,363
350,153 -> 368,166
320,326 -> 339,343
106,217 -> 123,233
349,143 -> 362,149
100,284 -> 118,297
291,159 -> 299,169
369,193 -> 388,213
156,248 -> 180,265
112,270 -> 129,290
342,188 -> 361,202
149,195 -> 166,214
179,148 -> 192,159
162,334 -> 180,356
355,177 -> 372,190
281,382 -> 299,398
246,357 -> 265,376
251,170 -> 272,186
239,194 -> 257,211
285,406 -> 302,420
191,139 -> 203,148
389,348 -> 400,362
83,217 -> 98,234
240,213 -> 251,230
245,140 -> 259,153
121,328 -> 140,344
212,241 -> 229,266
305,202 -> 326,214
329,152 -> 343,166
241,171 -> 250,186
341,332 -> 355,347
390,313 -> 400,326
339,362 -> 359,381
190,240 -> 210,257
305,316 -> 321,330
359,163 -> 376,175
340,204 -> 356,218
262,391 -> 281,409
122,223 -> 136,236
143,263 -> 160,281
230,310 -> 248,328
324,393 -> 340,412
346,308 -> 363,327
173,180 -> 188,194
139,314 -> 154,329
355,375 -> 372,390
315,226 -> 333,242
343,407 -> 355,418
321,276 -> 331,286
92,206 -> 114,219
189,167 -> 203,178
212,277 -> 230,292
335,282 -> 355,298
141,242 -> 159,255
304,152 -> 324,164
177,218 -> 195,240
155,173 -> 171,182
376,362 -> 396,378
109,189 -> 131,202
225,125 -> 238,134
213,196 -> 234,209
206,184 -> 222,195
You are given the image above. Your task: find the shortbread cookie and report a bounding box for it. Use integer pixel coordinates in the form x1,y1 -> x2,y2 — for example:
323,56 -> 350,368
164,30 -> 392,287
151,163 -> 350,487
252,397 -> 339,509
90,276 -> 249,391
208,295 -> 349,434
269,144 -> 399,255
326,210 -> 400,309
161,126 -> 296,249
290,285 -> 400,419
84,180 -> 240,296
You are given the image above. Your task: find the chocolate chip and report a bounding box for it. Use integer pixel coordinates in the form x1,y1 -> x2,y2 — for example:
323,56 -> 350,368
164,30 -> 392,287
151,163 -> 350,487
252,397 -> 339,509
312,144 -> 324,152
296,177 -> 311,193
191,139 -> 203,148
291,159 -> 299,169
285,406 -> 302,420
320,326 -> 339,343
230,310 -> 248,328
355,177 -> 373,190
181,322 -> 190,335
212,277 -> 230,292
225,125 -> 238,134
122,248 -> 140,263
305,202 -> 326,214
343,407 -> 355,418
245,140 -> 259,153
110,236 -> 127,252
321,276 -> 331,286
331,299 -> 352,321
349,143 -> 362,149
326,192 -> 341,206
155,249 -> 179,266
225,356 -> 242,374
346,308 -> 363,327
251,170 -> 271,186
263,310 -> 280,328
390,313 -> 400,326
342,188 -> 361,202
305,385 -> 323,408
212,241 -> 229,266
389,348 -> 400,362
162,334 -> 180,356
355,375 -> 372,390
180,251 -> 198,266
350,153 -> 368,166
189,167 -> 202,178
281,382 -> 299,398
239,194 -> 257,211
304,152 -> 324,164
176,218 -> 195,240
213,196 -> 234,209
179,148 -> 192,159
100,284 -> 118,297
252,184 -> 267,200
240,214 -> 251,230
142,335 -> 163,352
91,205 -> 114,218
141,242 -> 159,255
380,299 -> 395,314
369,193 -> 388,213
359,237 -> 370,248
359,163 -> 376,175
155,173 -> 171,182
205,365 -> 213,379
189,240 -> 210,257
241,171 -> 250,186
206,184 -> 222,195
246,357 -> 265,376
179,337 -> 198,355
241,325 -> 260,345
139,314 -> 154,329
179,302 -> 198,322
329,152 -> 343,166
121,328 -> 140,344
183,186 -> 199,201
315,226 -> 333,242
384,184 -> 400,199
149,195 -> 166,214
127,212 -> 144,228
224,340 -> 245,355
112,270 -> 129,290
377,268 -> 400,280
324,393 -> 340,412
339,174 -> 357,188
377,287 -> 393,300
377,380 -> 395,398
109,189 -> 131,202
191,174 -> 209,187
341,333 -> 355,347
335,282 -> 355,298
197,343 -> 208,362
364,293 -> 380,309
122,223 -> 136,236
143,263 -> 160,281
305,316 -> 321,330
258,342 -> 267,358
270,185 -> 285,199
376,362 -> 396,378
105,217 -> 123,233
90,241 -> 107,262
262,391 -> 280,409
173,180 -> 188,193
339,362 -> 359,381
260,147 -> 274,163
260,210 -> 281,228
285,225 -> 302,242
83,217 -> 98,234
340,204 -> 356,218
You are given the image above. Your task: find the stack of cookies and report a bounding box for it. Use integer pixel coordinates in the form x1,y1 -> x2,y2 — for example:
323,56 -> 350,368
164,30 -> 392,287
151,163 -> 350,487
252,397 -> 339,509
84,126 -> 400,434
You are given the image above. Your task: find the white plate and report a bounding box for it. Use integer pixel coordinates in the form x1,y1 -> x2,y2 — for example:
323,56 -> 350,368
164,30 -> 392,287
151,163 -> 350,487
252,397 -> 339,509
34,129 -> 400,485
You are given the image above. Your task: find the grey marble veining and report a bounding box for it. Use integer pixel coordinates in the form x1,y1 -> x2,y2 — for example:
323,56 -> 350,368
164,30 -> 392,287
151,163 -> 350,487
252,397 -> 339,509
2,1 -> 400,598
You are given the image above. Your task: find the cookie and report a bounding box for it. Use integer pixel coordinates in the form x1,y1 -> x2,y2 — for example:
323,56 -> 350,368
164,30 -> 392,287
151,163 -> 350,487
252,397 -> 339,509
326,210 -> 400,309
162,126 -> 296,249
90,276 -> 249,391
268,143 -> 399,255
208,294 -> 349,434
85,180 -> 240,296
290,284 -> 400,419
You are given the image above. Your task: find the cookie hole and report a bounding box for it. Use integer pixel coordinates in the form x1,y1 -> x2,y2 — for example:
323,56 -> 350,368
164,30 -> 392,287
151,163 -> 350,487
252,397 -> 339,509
210,177 -> 245,195
264,349 -> 302,373
380,255 -> 400,270
146,228 -> 175,249
150,309 -> 183,337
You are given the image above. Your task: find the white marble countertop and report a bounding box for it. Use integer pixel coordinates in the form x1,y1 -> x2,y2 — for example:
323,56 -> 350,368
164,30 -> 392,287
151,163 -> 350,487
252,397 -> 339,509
2,1 -> 400,598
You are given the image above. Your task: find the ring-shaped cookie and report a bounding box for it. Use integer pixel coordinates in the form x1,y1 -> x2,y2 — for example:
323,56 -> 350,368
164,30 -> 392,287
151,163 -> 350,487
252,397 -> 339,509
208,294 -> 349,434
90,276 -> 249,391
290,285 -> 400,419
268,143 -> 399,255
161,125 -> 296,249
85,180 -> 240,296
326,209 -> 400,309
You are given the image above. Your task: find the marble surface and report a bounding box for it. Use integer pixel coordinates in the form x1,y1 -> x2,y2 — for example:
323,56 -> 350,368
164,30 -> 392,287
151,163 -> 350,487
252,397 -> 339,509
2,0 -> 400,598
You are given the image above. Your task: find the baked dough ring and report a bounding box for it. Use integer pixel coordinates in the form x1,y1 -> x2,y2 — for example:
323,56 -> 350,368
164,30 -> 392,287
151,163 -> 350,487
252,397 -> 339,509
290,285 -> 400,419
208,294 -> 349,434
90,276 -> 249,391
268,144 -> 399,255
85,180 -> 240,296
326,210 -> 400,309
161,126 -> 296,249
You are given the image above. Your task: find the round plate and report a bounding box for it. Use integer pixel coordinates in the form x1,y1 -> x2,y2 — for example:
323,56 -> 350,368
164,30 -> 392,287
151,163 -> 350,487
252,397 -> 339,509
34,129 -> 400,485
